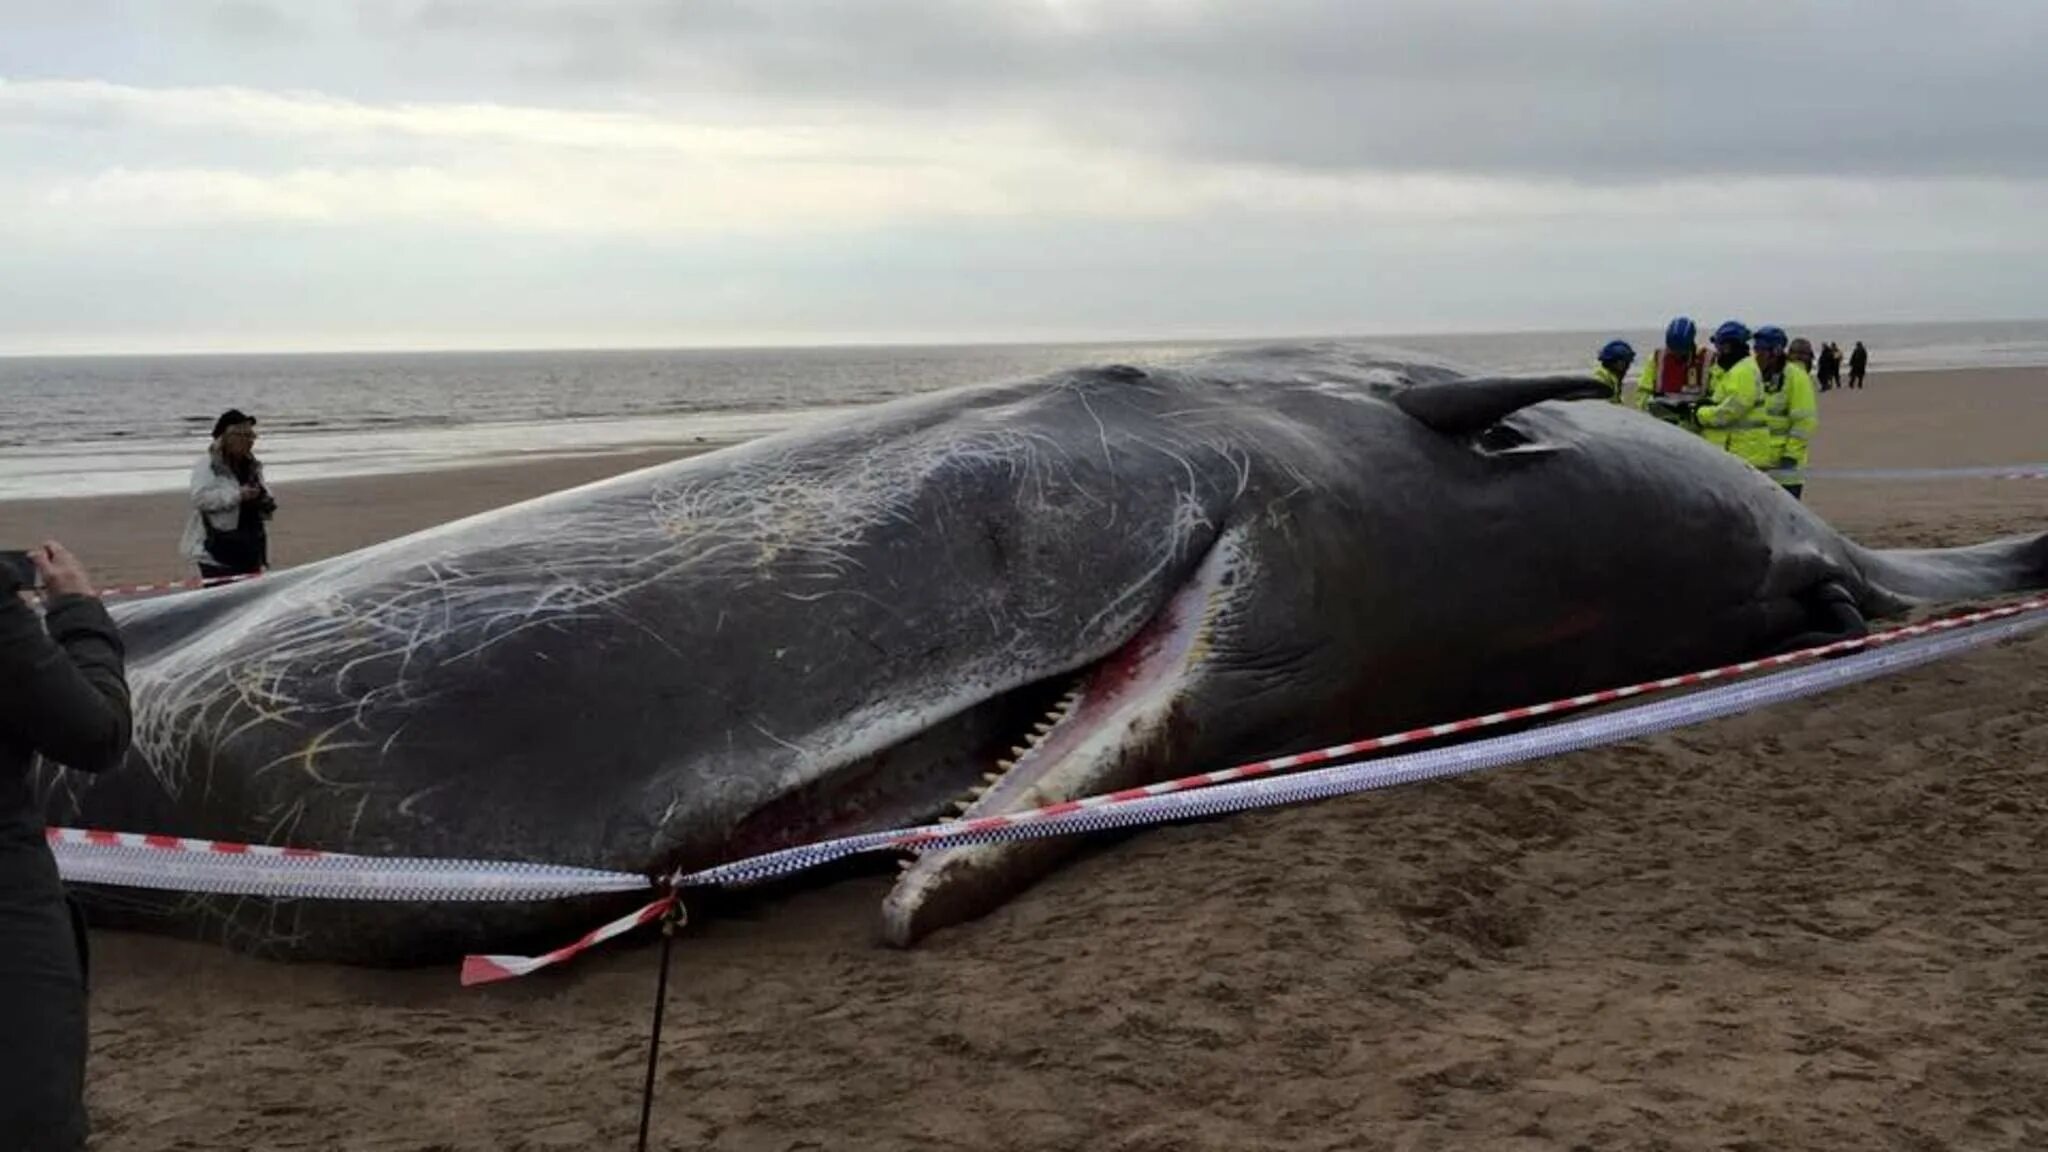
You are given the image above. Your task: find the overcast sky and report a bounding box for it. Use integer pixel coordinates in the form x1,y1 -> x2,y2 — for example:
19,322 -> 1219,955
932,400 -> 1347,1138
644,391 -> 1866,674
3,0 -> 2045,354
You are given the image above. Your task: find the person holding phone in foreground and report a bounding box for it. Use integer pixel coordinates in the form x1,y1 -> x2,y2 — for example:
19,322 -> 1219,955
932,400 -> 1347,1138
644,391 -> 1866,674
0,541 -> 131,1151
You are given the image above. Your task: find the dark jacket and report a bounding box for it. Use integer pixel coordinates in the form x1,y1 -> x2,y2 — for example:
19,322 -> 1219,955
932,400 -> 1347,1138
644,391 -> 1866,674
0,574 -> 130,1151
1,579 -> 131,860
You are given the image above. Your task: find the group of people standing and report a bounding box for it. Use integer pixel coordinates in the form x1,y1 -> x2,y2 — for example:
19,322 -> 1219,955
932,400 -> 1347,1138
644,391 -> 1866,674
1590,318 -> 1862,500
1813,340 -> 1868,392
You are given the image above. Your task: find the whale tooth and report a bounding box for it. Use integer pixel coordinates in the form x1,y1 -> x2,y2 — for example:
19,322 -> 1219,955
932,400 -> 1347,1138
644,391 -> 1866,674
994,758 -> 1015,772
1031,722 -> 1054,735
982,771 -> 1003,784
1009,745 -> 1029,758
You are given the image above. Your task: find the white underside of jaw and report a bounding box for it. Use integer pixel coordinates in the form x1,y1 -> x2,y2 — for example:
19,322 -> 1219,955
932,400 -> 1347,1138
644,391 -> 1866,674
880,529 -> 1249,939
947,527 -> 1242,823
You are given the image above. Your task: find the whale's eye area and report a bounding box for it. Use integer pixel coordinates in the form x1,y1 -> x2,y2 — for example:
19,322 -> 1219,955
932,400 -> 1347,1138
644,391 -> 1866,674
1476,422 -> 1533,453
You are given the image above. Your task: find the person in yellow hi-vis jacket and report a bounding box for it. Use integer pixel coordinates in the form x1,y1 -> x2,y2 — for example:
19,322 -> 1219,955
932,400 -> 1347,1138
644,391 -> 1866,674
1694,321 -> 1778,470
1634,317 -> 1711,426
1592,339 -> 1634,403
1704,319 -> 1748,397
1634,317 -> 1706,410
1764,331 -> 1819,498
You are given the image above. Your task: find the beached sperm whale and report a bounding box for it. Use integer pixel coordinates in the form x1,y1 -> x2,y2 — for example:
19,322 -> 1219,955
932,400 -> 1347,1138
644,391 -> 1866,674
34,344 -> 2048,964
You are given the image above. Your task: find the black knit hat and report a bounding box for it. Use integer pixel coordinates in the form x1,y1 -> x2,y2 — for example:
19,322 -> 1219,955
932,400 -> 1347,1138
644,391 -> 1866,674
212,409 -> 255,439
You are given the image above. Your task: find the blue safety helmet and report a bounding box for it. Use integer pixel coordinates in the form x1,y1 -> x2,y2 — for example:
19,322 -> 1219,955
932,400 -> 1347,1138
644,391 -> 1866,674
1712,320 -> 1750,346
1752,325 -> 1788,351
1663,316 -> 1697,351
1598,339 -> 1635,365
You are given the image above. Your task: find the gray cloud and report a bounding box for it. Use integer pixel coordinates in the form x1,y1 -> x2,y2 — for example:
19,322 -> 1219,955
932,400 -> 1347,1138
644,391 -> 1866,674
15,1 -> 2040,179
3,0 -> 2045,353
205,0 -> 297,39
379,0 -> 2048,180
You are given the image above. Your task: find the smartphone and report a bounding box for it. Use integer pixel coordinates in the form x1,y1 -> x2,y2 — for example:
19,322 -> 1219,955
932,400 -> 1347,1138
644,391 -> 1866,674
0,549 -> 38,588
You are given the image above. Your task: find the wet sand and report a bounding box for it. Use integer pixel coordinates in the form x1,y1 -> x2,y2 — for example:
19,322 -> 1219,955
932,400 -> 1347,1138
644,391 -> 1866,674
7,366 -> 2047,1150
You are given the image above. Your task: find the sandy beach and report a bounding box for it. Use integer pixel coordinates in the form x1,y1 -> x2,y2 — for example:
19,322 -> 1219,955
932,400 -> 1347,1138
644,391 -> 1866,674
9,366 -> 2048,1150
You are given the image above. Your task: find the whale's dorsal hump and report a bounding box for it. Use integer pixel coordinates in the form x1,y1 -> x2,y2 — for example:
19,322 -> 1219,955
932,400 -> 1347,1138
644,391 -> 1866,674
1392,374 -> 1611,437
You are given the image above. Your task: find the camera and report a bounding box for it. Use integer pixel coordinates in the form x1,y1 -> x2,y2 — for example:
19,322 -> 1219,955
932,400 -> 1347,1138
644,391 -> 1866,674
0,549 -> 38,589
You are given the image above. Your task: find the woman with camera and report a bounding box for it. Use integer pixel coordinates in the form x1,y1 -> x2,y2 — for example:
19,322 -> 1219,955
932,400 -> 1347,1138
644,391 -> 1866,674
182,408 -> 277,582
1,541 -> 131,1150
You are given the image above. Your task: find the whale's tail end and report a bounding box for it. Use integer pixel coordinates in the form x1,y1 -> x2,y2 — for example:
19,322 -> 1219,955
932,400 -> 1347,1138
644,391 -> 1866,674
1855,528 -> 2048,612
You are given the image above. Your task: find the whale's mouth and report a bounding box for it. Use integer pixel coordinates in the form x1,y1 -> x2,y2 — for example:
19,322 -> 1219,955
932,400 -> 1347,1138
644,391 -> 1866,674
703,530 -> 1247,942
876,531 -> 1246,946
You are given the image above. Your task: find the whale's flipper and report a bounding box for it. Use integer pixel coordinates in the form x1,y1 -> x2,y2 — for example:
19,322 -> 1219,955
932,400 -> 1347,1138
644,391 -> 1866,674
1768,581 -> 1872,656
1393,375 -> 1612,437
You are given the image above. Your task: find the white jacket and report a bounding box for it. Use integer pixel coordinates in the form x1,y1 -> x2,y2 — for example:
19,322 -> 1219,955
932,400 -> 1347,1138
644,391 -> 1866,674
180,447 -> 249,563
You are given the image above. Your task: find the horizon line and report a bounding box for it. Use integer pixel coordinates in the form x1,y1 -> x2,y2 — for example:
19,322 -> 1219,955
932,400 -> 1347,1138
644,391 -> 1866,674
3,316 -> 2041,361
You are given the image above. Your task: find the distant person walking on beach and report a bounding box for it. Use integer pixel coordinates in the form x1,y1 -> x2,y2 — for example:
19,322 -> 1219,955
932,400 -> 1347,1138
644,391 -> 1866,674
183,409 -> 277,582
1848,341 -> 1869,389
1816,342 -> 1840,391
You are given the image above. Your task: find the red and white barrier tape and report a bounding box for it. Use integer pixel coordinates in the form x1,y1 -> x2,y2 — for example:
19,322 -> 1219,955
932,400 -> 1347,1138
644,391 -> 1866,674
95,570 -> 264,602
47,827 -> 648,903
1805,465 -> 2048,482
868,591 -> 2048,851
461,895 -> 680,987
673,599 -> 2048,890
47,592 -> 2048,981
